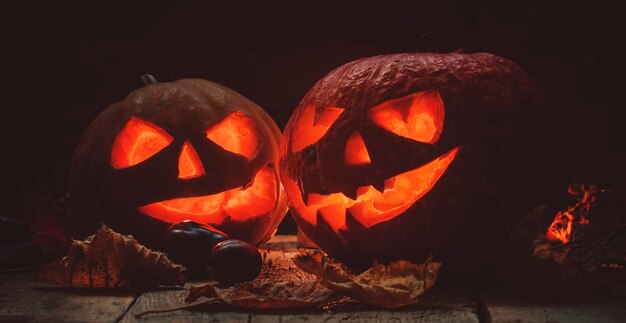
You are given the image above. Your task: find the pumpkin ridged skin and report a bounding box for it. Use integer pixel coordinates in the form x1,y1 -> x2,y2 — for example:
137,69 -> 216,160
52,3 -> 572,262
280,52 -> 567,274
71,78 -> 288,249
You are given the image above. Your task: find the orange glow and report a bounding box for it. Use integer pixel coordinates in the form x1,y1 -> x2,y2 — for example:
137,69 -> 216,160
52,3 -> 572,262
545,184 -> 604,244
206,111 -> 259,160
291,104 -> 344,153
369,91 -> 444,144
178,141 -> 205,180
111,117 -> 173,169
545,211 -> 574,244
284,147 -> 459,231
138,166 -> 278,224
344,131 -> 371,165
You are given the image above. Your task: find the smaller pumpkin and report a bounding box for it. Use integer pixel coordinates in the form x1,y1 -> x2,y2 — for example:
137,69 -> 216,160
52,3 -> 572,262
71,75 -> 288,248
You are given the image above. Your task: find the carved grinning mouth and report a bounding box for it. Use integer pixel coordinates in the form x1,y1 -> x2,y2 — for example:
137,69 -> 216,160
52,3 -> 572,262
285,147 -> 459,231
138,166 -> 278,224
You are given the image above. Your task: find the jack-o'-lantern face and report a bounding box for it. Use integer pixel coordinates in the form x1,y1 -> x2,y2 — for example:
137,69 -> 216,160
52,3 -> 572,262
71,78 -> 287,247
110,112 -> 277,225
283,90 -> 459,231
280,52 -> 565,272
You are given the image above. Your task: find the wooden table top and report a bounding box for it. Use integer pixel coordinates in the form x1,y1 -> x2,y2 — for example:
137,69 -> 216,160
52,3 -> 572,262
1,235 -> 625,322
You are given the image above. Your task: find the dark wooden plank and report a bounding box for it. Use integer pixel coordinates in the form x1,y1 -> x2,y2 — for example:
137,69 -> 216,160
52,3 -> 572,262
119,284 -> 250,323
480,288 -> 626,323
0,272 -> 136,323
0,235 -> 479,322
250,283 -> 478,323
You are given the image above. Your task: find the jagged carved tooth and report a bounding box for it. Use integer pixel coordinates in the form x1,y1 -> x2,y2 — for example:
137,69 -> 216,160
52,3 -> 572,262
316,210 -> 345,233
316,211 -> 329,228
345,208 -> 368,230
343,188 -> 358,200
372,180 -> 386,194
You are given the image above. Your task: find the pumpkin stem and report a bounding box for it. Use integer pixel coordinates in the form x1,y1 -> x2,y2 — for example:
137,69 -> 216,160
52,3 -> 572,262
141,74 -> 158,85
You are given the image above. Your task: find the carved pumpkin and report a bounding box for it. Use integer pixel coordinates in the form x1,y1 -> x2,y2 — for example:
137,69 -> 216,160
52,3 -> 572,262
280,52 -> 566,273
71,76 -> 288,248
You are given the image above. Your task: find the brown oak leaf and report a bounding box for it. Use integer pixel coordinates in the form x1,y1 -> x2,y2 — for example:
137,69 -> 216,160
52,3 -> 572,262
38,225 -> 186,288
185,279 -> 337,309
293,249 -> 441,308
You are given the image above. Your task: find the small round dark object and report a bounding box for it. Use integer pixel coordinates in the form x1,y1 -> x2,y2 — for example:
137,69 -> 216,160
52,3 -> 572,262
163,220 -> 228,277
209,239 -> 262,284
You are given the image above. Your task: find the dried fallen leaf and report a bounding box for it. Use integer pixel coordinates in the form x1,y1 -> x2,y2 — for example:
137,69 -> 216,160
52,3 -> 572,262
38,225 -> 186,288
293,249 -> 441,308
185,279 -> 337,309
135,249 -> 340,318
532,239 -> 569,264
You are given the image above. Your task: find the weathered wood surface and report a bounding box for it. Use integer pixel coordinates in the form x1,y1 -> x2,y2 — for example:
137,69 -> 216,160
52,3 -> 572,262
123,236 -> 478,322
0,272 -> 136,322
2,235 -> 625,322
480,287 -> 626,323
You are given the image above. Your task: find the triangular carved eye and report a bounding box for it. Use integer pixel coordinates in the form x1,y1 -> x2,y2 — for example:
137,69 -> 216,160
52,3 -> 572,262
111,117 -> 173,169
206,111 -> 259,160
290,104 -> 344,153
369,91 -> 445,144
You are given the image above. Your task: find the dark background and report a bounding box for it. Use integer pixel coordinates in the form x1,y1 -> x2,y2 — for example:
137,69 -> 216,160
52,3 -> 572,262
4,0 -> 625,232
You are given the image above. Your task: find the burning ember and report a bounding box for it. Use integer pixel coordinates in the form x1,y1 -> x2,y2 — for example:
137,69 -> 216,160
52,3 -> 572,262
533,183 -> 626,272
545,183 -> 606,244
505,183 -> 626,295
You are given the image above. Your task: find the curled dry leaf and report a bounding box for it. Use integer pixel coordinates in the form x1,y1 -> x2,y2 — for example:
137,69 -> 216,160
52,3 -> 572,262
38,225 -> 186,288
137,248 -> 440,318
185,279 -> 337,309
293,249 -> 441,308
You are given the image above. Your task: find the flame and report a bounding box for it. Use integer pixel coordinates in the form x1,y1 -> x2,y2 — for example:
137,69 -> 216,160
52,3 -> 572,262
545,211 -> 574,244
545,183 -> 605,244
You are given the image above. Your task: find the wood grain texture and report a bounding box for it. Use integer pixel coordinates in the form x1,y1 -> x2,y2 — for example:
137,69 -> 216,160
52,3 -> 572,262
3,233 -> 625,322
480,288 -> 626,323
250,283 -> 479,323
0,273 -> 136,323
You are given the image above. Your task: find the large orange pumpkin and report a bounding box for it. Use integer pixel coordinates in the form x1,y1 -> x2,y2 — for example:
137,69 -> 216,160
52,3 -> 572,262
71,76 -> 287,248
280,52 -> 567,273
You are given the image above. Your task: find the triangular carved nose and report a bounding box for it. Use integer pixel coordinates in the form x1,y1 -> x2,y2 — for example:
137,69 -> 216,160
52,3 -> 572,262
344,131 -> 371,165
178,141 -> 205,180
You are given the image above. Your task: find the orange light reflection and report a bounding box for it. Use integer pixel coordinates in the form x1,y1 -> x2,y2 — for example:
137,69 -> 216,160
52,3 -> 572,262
111,117 -> 173,169
178,141 -> 205,180
206,111 -> 259,160
344,131 -> 371,165
291,105 -> 344,153
284,147 -> 459,231
369,91 -> 444,144
545,184 -> 603,244
139,167 -> 277,224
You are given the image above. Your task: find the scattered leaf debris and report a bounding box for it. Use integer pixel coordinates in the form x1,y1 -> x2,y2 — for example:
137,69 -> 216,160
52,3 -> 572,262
38,225 -> 186,288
